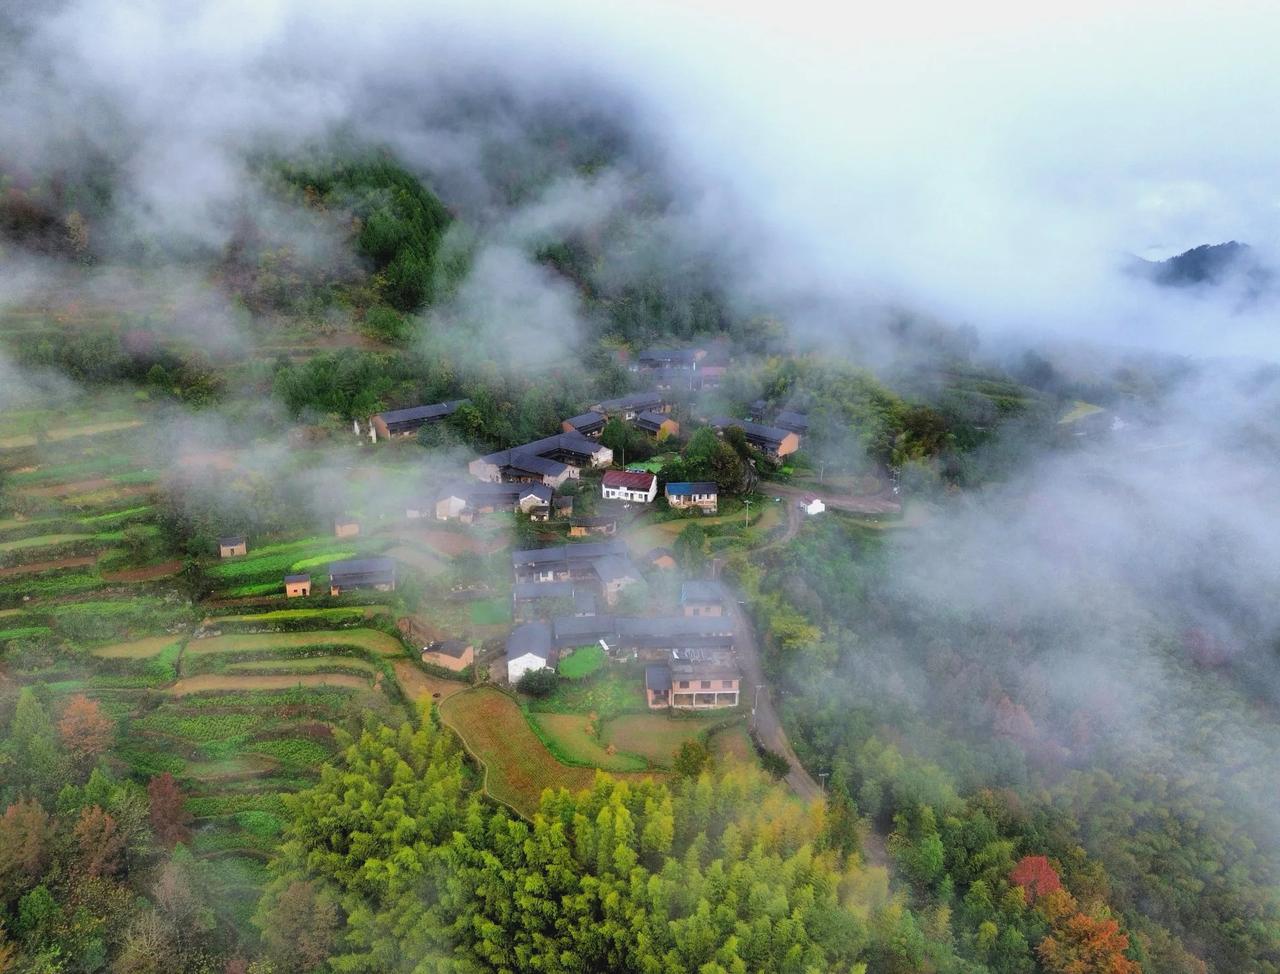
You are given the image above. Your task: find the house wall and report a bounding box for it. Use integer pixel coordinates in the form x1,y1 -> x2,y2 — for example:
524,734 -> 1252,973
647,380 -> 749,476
469,458 -> 502,482
646,688 -> 670,709
776,432 -> 801,457
423,646 -> 473,672
335,522 -> 360,538
602,481 -> 657,503
670,677 -> 739,709
372,416 -> 391,440
219,542 -> 247,558
508,653 -> 547,682
436,496 -> 467,520
285,580 -> 311,598
682,603 -> 723,617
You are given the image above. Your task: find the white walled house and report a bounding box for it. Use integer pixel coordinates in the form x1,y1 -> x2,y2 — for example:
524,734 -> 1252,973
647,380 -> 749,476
801,496 -> 826,516
601,469 -> 658,504
506,622 -> 553,682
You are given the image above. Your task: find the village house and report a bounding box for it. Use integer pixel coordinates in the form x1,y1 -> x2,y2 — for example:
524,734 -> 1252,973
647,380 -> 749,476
327,557 -> 396,596
601,469 -> 657,504
711,418 -> 801,459
421,639 -> 473,672
506,621 -> 553,681
511,540 -> 640,605
334,517 -> 360,538
665,481 -> 718,514
218,535 -> 247,558
773,409 -> 810,436
512,581 -> 597,621
369,400 -> 468,441
569,514 -> 618,537
284,573 -> 311,598
681,580 -> 726,617
528,613 -> 734,662
665,650 -> 741,709
561,411 -> 607,438
695,365 -> 727,390
435,483 -> 554,520
590,392 -> 670,420
635,348 -> 702,371
633,410 -> 679,439
800,496 -> 826,516
469,432 -> 612,487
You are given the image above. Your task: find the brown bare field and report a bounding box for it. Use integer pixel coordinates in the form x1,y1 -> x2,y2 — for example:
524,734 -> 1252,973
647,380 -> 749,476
168,672 -> 372,695
440,687 -> 658,817
103,559 -> 182,582
382,544 -> 447,576
416,528 -> 507,556
709,722 -> 757,767
92,635 -> 182,659
602,713 -> 707,767
0,555 -> 97,577
185,628 -> 405,657
21,478 -> 116,498
0,419 -> 143,450
392,661 -> 468,705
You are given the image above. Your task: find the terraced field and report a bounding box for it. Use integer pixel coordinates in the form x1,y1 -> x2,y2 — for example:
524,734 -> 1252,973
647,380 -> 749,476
184,628 -> 405,658
440,687 -> 660,816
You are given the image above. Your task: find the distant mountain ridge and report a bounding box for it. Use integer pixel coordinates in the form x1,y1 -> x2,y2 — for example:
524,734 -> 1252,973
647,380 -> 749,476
1130,241 -> 1274,294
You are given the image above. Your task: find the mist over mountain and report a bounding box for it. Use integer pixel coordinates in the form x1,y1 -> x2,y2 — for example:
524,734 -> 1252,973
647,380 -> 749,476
1,3 -> 1279,973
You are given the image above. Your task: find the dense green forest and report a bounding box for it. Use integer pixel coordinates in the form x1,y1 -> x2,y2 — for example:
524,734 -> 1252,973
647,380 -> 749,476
726,516 -> 1280,974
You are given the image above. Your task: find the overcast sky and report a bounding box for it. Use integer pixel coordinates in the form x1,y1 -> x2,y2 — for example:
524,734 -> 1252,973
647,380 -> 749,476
5,0 -> 1279,356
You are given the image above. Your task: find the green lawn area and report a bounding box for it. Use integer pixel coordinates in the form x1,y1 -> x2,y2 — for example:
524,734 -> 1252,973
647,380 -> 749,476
468,597 -> 511,626
91,635 -> 184,659
528,712 -> 648,771
184,628 -> 406,658
209,606 -> 383,625
0,533 -> 92,553
530,665 -> 648,718
225,656 -> 382,676
557,644 -> 605,679
602,713 -> 709,767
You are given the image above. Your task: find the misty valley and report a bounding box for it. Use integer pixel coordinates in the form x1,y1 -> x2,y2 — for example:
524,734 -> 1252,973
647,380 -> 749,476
2,4 -> 1279,974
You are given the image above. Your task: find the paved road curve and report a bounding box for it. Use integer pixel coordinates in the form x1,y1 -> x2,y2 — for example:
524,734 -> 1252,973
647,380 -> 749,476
726,595 -> 824,802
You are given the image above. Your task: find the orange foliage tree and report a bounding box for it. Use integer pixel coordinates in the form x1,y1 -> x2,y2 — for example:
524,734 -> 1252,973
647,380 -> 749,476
148,773 -> 193,848
57,694 -> 115,774
74,805 -> 126,878
1038,910 -> 1141,974
1010,854 -> 1062,903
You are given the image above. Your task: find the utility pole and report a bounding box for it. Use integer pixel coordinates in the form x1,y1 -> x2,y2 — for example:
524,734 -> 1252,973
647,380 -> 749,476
819,461 -> 825,484
743,497 -> 752,529
751,683 -> 765,731
818,772 -> 829,794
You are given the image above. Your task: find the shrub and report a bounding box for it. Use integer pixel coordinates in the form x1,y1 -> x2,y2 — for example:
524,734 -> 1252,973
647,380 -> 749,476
517,668 -> 559,698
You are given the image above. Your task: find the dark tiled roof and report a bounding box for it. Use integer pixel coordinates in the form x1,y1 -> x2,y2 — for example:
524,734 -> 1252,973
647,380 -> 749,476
328,557 -> 396,584
681,580 -> 726,604
377,400 -> 467,426
507,621 -> 552,661
564,411 -> 606,430
645,664 -> 672,692
594,392 -> 666,413
774,409 -> 810,434
426,639 -> 471,659
284,573 -> 310,583
219,535 -> 246,546
712,417 -> 792,448
633,410 -> 671,433
571,515 -> 617,527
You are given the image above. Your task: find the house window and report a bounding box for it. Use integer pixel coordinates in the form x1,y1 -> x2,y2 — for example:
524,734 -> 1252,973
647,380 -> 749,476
679,681 -> 689,689
722,680 -> 733,688
701,680 -> 711,689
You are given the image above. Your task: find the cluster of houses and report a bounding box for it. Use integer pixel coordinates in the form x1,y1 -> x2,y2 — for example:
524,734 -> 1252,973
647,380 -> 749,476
360,373 -> 809,525
506,543 -> 743,710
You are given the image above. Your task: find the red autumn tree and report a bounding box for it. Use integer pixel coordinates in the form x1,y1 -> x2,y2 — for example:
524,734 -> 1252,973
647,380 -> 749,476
1011,855 -> 1063,903
0,799 -> 51,893
148,773 -> 193,848
57,694 -> 114,773
1038,911 -> 1141,974
74,805 -> 126,878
